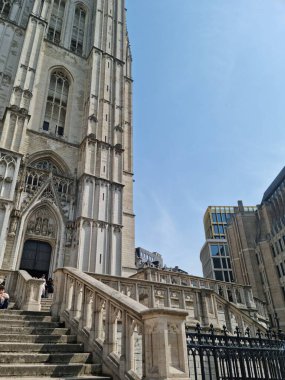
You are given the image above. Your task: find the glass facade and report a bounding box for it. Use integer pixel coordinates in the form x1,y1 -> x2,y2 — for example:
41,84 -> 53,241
210,243 -> 234,282
202,204 -> 257,283
209,207 -> 235,239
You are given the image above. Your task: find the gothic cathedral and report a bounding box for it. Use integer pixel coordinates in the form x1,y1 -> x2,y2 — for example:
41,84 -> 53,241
0,0 -> 135,277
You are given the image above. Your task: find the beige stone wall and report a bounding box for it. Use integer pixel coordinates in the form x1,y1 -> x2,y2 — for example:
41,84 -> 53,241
227,200 -> 285,328
0,0 -> 135,276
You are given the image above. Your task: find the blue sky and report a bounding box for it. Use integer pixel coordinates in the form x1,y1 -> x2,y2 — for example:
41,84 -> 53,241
126,0 -> 285,276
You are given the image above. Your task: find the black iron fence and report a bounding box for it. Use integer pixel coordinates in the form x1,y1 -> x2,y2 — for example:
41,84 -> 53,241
186,324 -> 285,380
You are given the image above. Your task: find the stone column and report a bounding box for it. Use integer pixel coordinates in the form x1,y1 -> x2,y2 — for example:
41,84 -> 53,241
51,268 -> 65,317
141,308 -> 189,380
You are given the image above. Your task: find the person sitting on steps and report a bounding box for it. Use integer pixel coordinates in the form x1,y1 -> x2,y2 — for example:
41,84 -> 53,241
0,285 -> 9,309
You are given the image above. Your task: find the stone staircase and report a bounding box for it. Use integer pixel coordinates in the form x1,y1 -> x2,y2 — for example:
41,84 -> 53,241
0,309 -> 110,379
41,297 -> 53,312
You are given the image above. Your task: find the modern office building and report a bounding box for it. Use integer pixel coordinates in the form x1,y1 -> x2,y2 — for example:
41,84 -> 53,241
0,0 -> 135,277
227,167 -> 285,328
200,204 -> 256,282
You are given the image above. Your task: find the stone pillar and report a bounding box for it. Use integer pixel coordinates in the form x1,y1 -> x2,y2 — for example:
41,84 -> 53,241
51,268 -> 66,317
200,290 -> 210,326
141,308 -> 189,380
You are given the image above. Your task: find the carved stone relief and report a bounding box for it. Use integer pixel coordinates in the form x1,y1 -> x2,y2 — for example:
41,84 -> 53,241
26,207 -> 56,238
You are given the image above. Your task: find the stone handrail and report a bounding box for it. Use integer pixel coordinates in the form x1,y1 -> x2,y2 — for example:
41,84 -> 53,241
133,268 -> 257,307
132,268 -> 269,318
0,269 -> 12,284
87,272 -> 268,333
51,267 -> 190,380
1,269 -> 44,311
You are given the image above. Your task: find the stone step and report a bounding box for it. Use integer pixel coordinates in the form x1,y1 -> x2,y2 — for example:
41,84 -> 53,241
0,326 -> 70,335
41,299 -> 53,304
41,307 -> 51,311
0,309 -> 109,380
0,319 -> 63,328
0,334 -> 77,343
0,310 -> 50,316
0,314 -> 58,322
0,377 -> 110,380
0,352 -> 92,364
0,363 -> 101,377
0,343 -> 84,353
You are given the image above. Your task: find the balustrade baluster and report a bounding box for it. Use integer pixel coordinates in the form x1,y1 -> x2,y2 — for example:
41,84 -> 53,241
74,281 -> 83,321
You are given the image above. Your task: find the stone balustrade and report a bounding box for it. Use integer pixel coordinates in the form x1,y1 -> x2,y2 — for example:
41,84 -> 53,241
133,268 -> 269,318
0,269 -> 11,284
1,269 -> 44,311
87,269 -> 268,333
133,268 -> 257,308
51,267 -> 190,380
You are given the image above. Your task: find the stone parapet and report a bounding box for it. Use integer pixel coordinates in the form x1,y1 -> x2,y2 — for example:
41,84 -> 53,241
88,269 -> 269,333
51,267 -> 190,380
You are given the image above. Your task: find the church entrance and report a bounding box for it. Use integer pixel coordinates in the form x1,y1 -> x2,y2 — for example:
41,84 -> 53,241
20,240 -> 52,278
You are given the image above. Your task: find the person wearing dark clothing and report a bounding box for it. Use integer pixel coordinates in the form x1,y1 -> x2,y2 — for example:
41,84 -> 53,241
46,278 -> 54,298
0,285 -> 9,309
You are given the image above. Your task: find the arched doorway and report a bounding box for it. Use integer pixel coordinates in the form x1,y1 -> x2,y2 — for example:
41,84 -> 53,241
20,239 -> 52,278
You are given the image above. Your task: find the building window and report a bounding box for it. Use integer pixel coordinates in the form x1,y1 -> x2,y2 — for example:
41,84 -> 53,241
224,271 -> 229,282
276,265 -> 281,278
213,258 -> 222,269
271,245 -> 276,257
70,5 -> 86,55
47,0 -> 65,44
0,0 -> 11,18
43,70 -> 69,137
218,225 -> 224,234
220,245 -> 226,256
215,271 -> 223,281
221,258 -> 227,269
213,225 -> 219,234
30,159 -> 62,175
216,213 -> 222,222
210,245 -> 219,257
227,258 -> 231,268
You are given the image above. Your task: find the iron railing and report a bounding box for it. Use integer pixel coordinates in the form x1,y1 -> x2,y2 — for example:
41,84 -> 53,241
186,324 -> 285,380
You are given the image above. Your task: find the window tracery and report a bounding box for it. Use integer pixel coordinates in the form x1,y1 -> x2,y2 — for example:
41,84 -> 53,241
0,153 -> 16,199
30,159 -> 62,175
70,5 -> 86,55
43,70 -> 69,137
0,0 -> 11,18
47,0 -> 65,44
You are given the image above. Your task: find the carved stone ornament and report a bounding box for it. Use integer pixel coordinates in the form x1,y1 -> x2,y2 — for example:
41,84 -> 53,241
88,114 -> 98,122
65,222 -> 74,246
144,320 -> 159,335
168,323 -> 179,334
8,217 -> 18,236
26,207 -> 56,238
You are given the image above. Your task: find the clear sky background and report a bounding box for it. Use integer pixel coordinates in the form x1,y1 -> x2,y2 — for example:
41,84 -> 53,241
126,0 -> 285,276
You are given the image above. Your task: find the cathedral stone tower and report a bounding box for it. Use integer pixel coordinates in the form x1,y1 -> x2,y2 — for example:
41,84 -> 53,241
0,0 -> 135,277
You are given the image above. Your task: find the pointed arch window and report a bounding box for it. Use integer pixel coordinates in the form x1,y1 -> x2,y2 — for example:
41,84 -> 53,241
70,5 -> 86,55
30,159 -> 63,175
47,0 -> 65,44
0,0 -> 11,18
43,70 -> 69,137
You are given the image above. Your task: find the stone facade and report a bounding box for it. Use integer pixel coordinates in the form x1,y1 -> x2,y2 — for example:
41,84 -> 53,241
0,0 -> 135,276
227,167 -> 285,329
